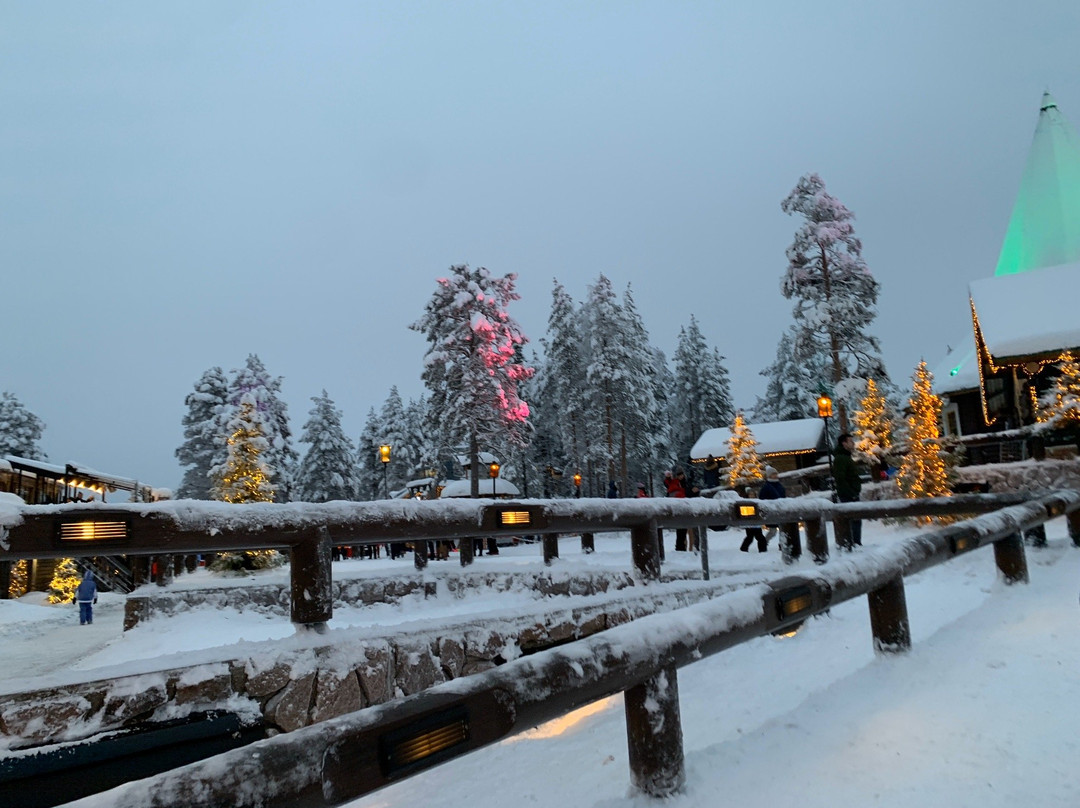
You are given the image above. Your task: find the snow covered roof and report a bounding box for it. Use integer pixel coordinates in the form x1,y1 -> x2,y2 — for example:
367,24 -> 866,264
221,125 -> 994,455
439,478 -> 521,498
690,418 -> 825,461
3,456 -> 66,476
406,478 -> 437,489
454,452 -> 499,467
931,339 -> 980,395
970,260 -> 1080,363
994,93 -> 1080,277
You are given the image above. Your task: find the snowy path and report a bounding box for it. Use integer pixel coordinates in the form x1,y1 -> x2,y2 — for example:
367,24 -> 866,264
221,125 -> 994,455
338,531 -> 1079,808
0,597 -> 127,683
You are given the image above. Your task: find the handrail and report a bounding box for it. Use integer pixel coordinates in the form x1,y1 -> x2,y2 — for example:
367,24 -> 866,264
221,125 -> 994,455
2,491 -> 1075,625
64,490 -> 1080,807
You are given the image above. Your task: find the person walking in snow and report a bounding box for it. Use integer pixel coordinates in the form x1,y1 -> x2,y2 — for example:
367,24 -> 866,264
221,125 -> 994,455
740,466 -> 785,552
75,569 -> 98,625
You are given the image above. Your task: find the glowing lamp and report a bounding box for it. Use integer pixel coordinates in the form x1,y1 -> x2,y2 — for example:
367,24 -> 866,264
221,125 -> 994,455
59,520 -> 128,542
378,444 -> 391,464
378,706 -> 471,776
816,396 -> 833,419
488,462 -> 500,479
733,501 -> 759,520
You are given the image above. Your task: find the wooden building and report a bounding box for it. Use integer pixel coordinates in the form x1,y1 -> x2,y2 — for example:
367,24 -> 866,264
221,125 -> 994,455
935,93 -> 1080,441
690,417 -> 827,475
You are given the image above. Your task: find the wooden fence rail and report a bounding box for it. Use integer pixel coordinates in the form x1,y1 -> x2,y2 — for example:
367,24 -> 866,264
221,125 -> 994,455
2,491 -> 1075,626
51,489 -> 1080,807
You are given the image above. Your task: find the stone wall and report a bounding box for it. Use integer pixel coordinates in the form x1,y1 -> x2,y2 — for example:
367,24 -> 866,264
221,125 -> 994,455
122,567 -> 675,630
1,576 -> 723,750
861,458 -> 1080,501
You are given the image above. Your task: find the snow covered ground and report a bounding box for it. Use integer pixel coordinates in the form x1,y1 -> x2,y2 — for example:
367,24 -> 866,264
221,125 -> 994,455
3,520 -> 1077,807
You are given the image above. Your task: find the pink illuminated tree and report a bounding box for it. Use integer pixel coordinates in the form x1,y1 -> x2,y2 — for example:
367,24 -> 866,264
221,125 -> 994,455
411,265 -> 534,496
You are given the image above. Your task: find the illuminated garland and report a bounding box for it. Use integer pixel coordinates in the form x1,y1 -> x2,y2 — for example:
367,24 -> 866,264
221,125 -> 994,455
897,360 -> 950,510
1036,350 -> 1080,426
970,297 -> 1069,427
853,378 -> 894,467
726,412 -> 765,488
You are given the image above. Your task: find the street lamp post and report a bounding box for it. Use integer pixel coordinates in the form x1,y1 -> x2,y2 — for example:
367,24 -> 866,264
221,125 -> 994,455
817,396 -> 834,490
488,461 -> 500,498
378,444 -> 391,499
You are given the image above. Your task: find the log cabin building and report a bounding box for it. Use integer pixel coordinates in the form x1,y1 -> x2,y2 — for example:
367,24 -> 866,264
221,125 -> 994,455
934,93 -> 1080,453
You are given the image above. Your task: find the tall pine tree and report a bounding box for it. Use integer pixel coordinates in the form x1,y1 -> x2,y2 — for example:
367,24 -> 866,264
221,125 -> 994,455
670,315 -> 734,462
753,327 -> 831,423
213,394 -> 276,504
781,173 -> 889,430
726,412 -> 764,490
295,390 -> 360,502
0,392 -> 46,460
356,407 -> 384,500
175,367 -> 229,499
411,265 -> 534,496
537,280 -> 587,489
853,378 -> 896,480
222,355 -> 298,501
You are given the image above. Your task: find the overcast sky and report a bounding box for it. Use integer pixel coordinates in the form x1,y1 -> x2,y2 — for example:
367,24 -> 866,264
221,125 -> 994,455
2,1 -> 1077,491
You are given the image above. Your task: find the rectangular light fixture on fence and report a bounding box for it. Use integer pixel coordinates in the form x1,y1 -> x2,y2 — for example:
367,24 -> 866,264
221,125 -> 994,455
734,501 -> 760,520
378,705 -> 470,777
58,521 -> 128,542
498,510 -> 532,527
776,585 -> 814,621
949,534 -> 979,554
481,505 -> 548,532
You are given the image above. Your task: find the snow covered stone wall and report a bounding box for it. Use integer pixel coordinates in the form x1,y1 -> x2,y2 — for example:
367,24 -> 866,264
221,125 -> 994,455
1,575 -> 726,751
121,568 -> 690,630
860,458 -> 1080,501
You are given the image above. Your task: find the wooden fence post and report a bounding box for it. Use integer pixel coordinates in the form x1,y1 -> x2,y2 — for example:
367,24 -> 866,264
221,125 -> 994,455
833,516 -> 854,552
290,526 -> 333,628
805,517 -> 828,564
698,527 -> 710,581
0,561 -> 10,599
868,574 -> 911,653
631,520 -> 662,582
624,664 -> 685,797
459,536 -> 475,567
543,534 -> 560,565
155,556 -> 173,586
780,522 -> 801,565
1023,525 -> 1047,547
130,556 -> 149,586
1069,511 -> 1080,548
580,532 -> 594,554
993,533 -> 1029,584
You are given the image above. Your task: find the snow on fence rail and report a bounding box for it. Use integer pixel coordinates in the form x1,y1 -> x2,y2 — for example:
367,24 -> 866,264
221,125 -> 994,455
0,492 -> 1067,627
55,490 -> 1080,808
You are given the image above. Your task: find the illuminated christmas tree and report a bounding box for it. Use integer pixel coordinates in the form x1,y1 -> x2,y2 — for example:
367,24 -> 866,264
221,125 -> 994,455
214,395 -> 276,504
1037,350 -> 1080,427
7,559 -> 28,599
726,412 -> 764,489
897,361 -> 950,503
853,378 -> 896,479
47,558 -> 81,604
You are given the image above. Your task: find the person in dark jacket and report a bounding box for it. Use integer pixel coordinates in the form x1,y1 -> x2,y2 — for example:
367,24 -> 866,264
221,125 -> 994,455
832,433 -> 863,546
75,569 -> 97,625
740,467 -> 785,552
702,455 -> 721,489
607,480 -> 619,498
